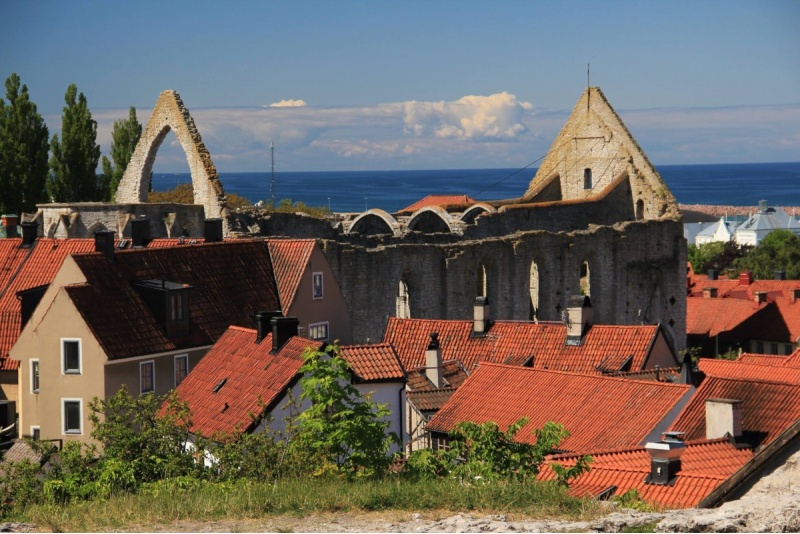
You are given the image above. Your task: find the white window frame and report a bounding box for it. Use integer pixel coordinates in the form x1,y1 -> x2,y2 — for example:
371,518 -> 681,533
308,321 -> 330,341
61,338 -> 82,375
30,359 -> 39,394
174,354 -> 189,388
30,426 -> 40,440
140,360 -> 155,394
312,272 -> 324,299
62,398 -> 83,435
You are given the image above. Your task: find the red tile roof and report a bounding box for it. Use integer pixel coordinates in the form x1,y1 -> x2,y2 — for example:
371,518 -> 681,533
384,317 -> 667,373
426,363 -> 691,452
339,343 -> 405,382
698,358 -> 800,384
171,326 -> 317,438
408,388 -> 458,412
538,439 -> 753,509
400,195 -> 477,213
0,238 -> 98,370
66,241 -> 281,360
406,359 -> 469,392
736,352 -> 793,366
669,376 -> 800,447
267,239 -> 315,314
686,298 -> 767,337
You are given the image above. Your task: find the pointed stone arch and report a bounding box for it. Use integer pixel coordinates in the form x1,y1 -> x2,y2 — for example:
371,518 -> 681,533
115,90 -> 228,222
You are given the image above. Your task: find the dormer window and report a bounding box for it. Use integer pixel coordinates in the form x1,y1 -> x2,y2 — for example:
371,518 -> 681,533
132,280 -> 193,338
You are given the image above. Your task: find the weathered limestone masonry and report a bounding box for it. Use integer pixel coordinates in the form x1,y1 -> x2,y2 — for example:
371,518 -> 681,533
116,90 -> 229,225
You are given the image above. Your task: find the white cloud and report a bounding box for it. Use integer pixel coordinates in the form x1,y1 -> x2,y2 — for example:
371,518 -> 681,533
267,99 -> 308,108
402,92 -> 533,141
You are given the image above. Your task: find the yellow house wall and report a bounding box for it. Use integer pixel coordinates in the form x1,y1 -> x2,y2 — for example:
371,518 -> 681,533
0,371 -> 17,403
288,246 -> 353,345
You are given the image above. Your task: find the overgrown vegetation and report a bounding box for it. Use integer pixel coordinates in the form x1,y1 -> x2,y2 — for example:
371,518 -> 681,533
0,345 -> 593,526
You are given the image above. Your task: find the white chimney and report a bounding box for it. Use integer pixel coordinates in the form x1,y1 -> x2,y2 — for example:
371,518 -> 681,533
565,295 -> 593,346
473,296 -> 489,337
645,431 -> 686,485
425,332 -> 443,388
705,398 -> 743,439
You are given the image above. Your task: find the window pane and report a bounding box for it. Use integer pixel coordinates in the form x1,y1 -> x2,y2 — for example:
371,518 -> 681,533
141,362 -> 154,392
175,356 -> 188,386
64,401 -> 80,433
64,341 -> 80,373
32,361 -> 39,392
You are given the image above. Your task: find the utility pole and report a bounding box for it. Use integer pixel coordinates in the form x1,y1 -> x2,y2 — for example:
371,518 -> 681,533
270,140 -> 276,207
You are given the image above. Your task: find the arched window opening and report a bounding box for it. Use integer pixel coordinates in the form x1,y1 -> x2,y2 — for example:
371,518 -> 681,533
477,265 -> 487,298
396,280 -> 410,319
636,199 -> 645,220
580,260 -> 591,297
583,168 -> 592,189
529,261 -> 540,321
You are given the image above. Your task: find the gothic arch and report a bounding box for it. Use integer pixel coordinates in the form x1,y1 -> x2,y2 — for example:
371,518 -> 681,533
529,260 -> 540,321
407,206 -> 455,234
115,90 -> 228,221
347,209 -> 401,236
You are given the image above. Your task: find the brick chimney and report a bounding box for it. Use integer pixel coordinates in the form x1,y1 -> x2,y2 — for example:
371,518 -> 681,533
425,332 -> 443,388
20,221 -> 38,247
94,230 -> 115,262
739,271 -> 752,286
565,295 -> 592,346
703,287 -> 718,299
705,398 -> 743,439
0,214 -> 19,238
204,218 -> 223,243
472,297 -> 489,337
271,316 -> 299,353
255,310 -> 283,343
645,432 -> 686,486
754,292 -> 767,304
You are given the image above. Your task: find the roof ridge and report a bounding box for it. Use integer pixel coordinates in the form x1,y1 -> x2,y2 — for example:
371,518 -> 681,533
480,362 -> 691,387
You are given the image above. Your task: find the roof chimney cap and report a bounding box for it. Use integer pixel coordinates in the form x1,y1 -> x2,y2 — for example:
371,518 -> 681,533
427,332 -> 440,350
20,221 -> 38,247
567,294 -> 592,308
758,199 -> 768,212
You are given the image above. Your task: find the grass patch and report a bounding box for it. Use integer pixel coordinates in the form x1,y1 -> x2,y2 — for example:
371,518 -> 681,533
620,520 -> 660,533
9,478 -> 605,531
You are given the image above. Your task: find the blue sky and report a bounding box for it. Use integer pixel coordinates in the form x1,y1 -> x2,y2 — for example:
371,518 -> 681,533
1,0 -> 798,172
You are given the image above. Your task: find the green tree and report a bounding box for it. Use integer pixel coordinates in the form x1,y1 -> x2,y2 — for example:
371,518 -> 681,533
687,240 -> 747,275
47,84 -> 102,202
0,73 -> 50,215
101,106 -> 141,201
293,343 -> 399,477
732,230 -> 800,279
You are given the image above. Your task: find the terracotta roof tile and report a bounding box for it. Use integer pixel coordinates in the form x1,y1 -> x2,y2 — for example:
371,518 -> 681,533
538,439 -> 753,509
686,298 -> 768,337
698,358 -> 800,384
171,326 -> 317,438
67,241 -> 281,359
426,363 -> 691,452
406,359 -> 469,392
736,352 -> 792,366
669,376 -> 800,447
339,343 -> 405,382
384,317 -> 666,373
267,239 -> 315,313
400,195 -> 477,213
408,387 -> 458,412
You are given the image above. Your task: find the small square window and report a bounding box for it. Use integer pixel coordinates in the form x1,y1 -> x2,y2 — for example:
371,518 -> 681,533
62,339 -> 81,374
31,426 -> 40,440
786,345 -> 795,356
312,272 -> 324,299
31,360 -> 39,393
174,354 -> 189,387
755,341 -> 764,354
140,361 -> 155,393
63,400 -> 82,434
770,343 -> 779,355
308,322 -> 329,341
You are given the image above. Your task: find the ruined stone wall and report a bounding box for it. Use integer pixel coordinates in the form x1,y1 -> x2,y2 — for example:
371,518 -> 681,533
115,91 -> 228,223
33,203 -> 205,238
321,219 -> 687,350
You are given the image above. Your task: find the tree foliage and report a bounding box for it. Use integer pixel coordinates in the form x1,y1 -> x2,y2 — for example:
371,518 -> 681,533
293,343 -> 399,477
0,73 -> 50,215
687,241 -> 748,275
47,84 -> 102,202
732,230 -> 800,279
404,418 -> 591,485
101,106 -> 141,201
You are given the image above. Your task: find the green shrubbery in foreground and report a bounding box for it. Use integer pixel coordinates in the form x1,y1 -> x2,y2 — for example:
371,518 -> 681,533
0,345 -> 593,529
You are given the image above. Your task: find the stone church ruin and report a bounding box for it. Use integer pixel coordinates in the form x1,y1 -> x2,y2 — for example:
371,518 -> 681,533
24,86 -> 687,350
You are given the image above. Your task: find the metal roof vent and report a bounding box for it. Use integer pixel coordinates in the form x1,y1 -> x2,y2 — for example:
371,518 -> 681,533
644,432 -> 685,486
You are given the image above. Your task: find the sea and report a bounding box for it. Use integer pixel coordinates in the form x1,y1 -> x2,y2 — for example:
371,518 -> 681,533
152,161 -> 800,214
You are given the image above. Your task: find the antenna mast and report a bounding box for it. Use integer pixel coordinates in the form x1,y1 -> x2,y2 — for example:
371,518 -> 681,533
587,63 -> 590,111
270,140 -> 276,207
